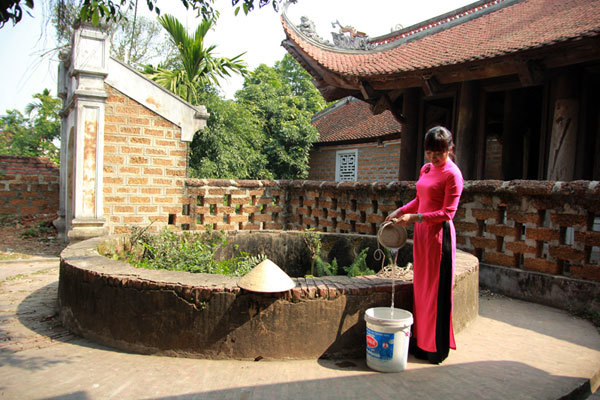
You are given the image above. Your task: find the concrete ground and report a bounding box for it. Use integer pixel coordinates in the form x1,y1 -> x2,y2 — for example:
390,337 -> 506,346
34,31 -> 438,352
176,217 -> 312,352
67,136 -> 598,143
1,258 -> 599,400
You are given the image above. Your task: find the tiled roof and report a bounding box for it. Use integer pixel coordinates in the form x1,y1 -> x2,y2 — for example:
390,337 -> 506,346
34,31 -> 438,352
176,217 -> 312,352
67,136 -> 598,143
282,0 -> 600,78
311,97 -> 402,144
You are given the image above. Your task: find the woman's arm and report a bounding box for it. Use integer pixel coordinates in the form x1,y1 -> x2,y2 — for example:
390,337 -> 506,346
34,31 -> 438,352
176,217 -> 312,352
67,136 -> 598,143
421,170 -> 463,223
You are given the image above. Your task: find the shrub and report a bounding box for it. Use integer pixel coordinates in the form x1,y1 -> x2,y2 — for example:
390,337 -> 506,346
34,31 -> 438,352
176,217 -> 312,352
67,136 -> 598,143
344,248 -> 375,277
116,228 -> 266,277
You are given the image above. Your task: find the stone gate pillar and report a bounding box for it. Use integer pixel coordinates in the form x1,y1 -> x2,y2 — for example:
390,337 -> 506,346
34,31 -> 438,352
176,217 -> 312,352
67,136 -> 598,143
58,24 -> 109,241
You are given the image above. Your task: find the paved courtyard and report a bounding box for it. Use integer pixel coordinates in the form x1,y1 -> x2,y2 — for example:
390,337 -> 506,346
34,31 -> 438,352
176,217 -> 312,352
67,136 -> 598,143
1,257 -> 599,399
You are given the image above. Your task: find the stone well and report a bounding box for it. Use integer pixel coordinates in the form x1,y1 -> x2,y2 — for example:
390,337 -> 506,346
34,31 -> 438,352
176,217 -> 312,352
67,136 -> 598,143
58,231 -> 479,360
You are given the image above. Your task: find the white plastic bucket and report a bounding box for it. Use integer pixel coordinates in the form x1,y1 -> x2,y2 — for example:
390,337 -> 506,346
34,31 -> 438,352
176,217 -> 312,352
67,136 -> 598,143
364,307 -> 413,372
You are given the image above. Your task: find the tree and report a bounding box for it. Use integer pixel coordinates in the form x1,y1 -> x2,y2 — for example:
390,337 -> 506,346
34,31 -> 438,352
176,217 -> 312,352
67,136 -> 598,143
235,54 -> 326,179
0,0 -> 33,28
145,14 -> 247,105
0,89 -> 61,164
53,0 -> 178,69
189,90 -> 272,179
2,0 -> 292,29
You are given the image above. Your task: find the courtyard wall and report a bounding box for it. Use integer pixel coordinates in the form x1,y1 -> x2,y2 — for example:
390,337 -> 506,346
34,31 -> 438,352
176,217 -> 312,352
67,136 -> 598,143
178,179 -> 600,283
0,155 -> 59,216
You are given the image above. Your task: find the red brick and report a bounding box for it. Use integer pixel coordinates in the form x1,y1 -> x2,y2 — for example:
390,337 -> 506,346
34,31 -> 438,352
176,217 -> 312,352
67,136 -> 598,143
486,224 -> 518,238
505,241 -> 536,255
570,265 -> 600,281
574,231 -> 600,247
484,252 -> 517,267
455,221 -> 478,232
470,236 -> 496,249
548,245 -> 585,263
524,258 -> 561,274
526,227 -> 560,242
471,209 -> 500,221
550,213 -> 587,227
506,211 -> 540,224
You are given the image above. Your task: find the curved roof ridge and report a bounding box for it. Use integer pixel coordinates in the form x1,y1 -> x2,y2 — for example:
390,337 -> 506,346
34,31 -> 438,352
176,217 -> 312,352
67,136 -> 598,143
282,0 -> 600,80
368,0 -> 521,48
281,0 -> 522,54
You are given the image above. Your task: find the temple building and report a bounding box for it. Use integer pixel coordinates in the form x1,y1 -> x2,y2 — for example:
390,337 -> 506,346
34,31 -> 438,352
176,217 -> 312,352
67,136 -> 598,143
309,96 -> 403,182
281,0 -> 600,181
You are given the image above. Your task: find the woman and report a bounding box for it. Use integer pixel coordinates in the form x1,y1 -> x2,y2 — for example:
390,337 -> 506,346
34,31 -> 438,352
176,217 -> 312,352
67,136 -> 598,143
386,126 -> 464,364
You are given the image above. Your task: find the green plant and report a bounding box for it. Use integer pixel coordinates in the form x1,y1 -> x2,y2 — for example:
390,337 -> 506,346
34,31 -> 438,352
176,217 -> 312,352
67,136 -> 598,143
112,227 -> 266,277
302,228 -> 321,276
314,255 -> 338,277
344,248 -> 375,277
0,215 -> 19,227
20,228 -> 37,238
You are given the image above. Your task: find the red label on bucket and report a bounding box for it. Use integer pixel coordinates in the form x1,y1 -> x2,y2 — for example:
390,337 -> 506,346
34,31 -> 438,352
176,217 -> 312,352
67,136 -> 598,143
366,328 -> 394,360
366,335 -> 378,348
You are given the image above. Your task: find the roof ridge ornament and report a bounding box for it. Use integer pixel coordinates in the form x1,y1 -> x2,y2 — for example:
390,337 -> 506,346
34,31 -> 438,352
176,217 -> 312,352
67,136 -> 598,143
297,16 -> 330,44
331,19 -> 373,50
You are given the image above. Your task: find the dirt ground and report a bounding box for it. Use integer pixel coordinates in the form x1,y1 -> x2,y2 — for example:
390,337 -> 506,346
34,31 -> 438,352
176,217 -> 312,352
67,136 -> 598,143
0,214 -> 68,259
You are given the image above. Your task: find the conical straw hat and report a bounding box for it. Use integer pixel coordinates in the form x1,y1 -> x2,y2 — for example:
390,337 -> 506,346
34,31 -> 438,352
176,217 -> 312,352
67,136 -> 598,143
237,259 -> 295,293
377,221 -> 408,249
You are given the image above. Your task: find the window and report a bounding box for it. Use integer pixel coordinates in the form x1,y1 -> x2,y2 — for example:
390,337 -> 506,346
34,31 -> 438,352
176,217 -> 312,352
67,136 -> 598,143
335,149 -> 358,181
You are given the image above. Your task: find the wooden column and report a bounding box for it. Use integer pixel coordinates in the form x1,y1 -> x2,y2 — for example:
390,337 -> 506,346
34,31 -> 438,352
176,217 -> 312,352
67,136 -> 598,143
501,90 -> 524,180
455,81 -> 479,179
399,88 -> 419,180
547,72 -> 579,180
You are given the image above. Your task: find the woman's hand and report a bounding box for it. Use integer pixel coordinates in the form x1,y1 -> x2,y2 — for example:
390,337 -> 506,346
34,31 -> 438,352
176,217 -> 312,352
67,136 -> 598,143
385,209 -> 403,222
396,213 -> 421,226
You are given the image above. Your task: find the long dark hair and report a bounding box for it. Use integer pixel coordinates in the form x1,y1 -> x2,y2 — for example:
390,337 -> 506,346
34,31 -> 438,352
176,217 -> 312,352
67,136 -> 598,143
424,126 -> 455,160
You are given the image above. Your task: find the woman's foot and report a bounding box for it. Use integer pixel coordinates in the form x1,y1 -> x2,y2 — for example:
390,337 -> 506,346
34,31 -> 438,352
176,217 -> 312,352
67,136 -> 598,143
409,342 -> 447,364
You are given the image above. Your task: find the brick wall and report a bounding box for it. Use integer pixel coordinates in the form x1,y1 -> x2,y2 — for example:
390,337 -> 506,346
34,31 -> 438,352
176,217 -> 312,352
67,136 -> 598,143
308,140 -> 401,182
178,179 -> 600,282
103,85 -> 188,234
0,155 -> 59,216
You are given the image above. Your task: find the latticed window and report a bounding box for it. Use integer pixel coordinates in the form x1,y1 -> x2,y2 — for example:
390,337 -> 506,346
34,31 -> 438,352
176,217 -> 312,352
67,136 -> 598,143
335,149 -> 358,181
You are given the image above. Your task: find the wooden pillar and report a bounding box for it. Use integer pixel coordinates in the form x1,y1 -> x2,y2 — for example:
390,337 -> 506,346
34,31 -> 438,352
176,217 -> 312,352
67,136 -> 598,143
595,111 -> 600,180
399,88 -> 419,180
501,90 -> 524,180
455,81 -> 479,179
547,72 -> 579,181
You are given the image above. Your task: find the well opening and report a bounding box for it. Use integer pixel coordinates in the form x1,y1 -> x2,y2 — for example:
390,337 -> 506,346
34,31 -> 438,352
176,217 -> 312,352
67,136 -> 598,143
58,231 -> 479,360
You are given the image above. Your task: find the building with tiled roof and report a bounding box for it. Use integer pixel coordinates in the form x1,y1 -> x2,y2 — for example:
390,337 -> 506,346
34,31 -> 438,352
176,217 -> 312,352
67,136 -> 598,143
309,96 -> 403,182
282,0 -> 600,181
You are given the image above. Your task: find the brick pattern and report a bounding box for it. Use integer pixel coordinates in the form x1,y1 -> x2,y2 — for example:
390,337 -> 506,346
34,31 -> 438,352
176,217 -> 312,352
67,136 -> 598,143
103,85 -> 188,234
458,181 -> 600,281
180,179 -> 288,231
180,179 -> 600,282
309,141 -> 401,182
0,155 -> 59,216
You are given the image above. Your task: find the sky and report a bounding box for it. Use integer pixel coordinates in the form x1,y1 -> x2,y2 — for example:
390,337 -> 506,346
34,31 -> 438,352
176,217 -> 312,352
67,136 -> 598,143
0,0 -> 474,115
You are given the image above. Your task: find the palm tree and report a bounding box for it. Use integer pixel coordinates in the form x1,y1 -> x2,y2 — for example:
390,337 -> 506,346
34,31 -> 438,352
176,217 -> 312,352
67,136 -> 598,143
147,15 -> 247,105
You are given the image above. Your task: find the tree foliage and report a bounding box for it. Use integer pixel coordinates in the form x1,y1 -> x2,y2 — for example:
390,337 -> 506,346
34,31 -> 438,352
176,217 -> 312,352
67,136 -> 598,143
184,55 -> 325,180
145,14 -> 247,105
1,0 -> 291,29
0,0 -> 33,28
53,0 -> 177,69
0,89 -> 61,164
235,54 -> 325,179
189,90 -> 272,179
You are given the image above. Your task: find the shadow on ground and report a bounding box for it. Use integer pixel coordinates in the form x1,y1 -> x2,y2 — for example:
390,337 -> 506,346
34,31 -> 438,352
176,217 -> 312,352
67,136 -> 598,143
146,360 -> 591,399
